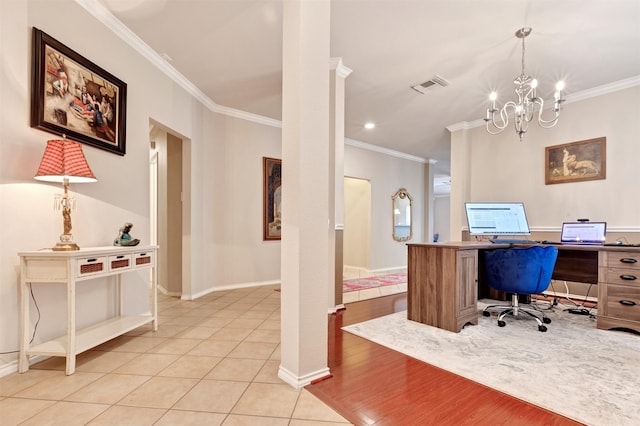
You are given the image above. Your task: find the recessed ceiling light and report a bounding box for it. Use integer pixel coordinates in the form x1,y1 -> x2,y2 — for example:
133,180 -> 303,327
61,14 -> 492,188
364,122 -> 375,129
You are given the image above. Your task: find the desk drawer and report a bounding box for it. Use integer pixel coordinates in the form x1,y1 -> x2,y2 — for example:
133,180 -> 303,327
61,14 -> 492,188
602,268 -> 640,286
109,254 -> 132,272
603,284 -> 640,322
605,252 -> 640,269
77,256 -> 107,277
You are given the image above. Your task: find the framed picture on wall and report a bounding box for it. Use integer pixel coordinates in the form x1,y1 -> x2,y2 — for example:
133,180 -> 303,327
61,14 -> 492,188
31,27 -> 127,155
545,137 -> 606,185
263,157 -> 282,240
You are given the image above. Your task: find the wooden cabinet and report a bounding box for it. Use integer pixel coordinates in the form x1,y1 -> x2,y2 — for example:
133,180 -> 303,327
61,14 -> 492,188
597,250 -> 640,333
19,246 -> 158,375
408,243 -> 479,332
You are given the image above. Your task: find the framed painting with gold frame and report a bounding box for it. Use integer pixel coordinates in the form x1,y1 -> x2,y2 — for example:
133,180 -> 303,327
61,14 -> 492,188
263,157 -> 282,240
545,137 -> 606,185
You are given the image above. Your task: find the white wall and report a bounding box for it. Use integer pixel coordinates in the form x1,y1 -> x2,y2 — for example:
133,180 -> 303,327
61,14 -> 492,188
434,195 -> 450,242
207,115 -> 282,289
449,85 -> 640,239
344,143 -> 426,271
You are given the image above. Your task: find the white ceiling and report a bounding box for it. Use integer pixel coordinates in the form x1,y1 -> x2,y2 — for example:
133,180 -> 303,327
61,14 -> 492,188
96,0 -> 640,178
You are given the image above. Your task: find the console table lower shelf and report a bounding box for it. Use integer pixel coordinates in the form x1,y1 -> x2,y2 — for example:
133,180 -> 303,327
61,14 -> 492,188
26,316 -> 154,358
19,245 -> 158,375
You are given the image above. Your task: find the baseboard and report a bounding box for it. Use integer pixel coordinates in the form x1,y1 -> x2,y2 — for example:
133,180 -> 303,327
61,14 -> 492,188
0,360 -> 18,378
541,290 -> 598,304
343,265 -> 368,275
185,280 -> 280,300
0,355 -> 49,378
158,285 -> 181,297
329,304 -> 345,314
369,266 -> 407,275
278,364 -> 331,389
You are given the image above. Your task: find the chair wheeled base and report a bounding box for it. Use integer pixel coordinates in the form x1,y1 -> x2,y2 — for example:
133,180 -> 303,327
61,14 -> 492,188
482,294 -> 551,332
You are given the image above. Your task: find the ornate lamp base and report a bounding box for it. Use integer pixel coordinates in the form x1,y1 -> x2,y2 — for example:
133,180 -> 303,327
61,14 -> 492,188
52,233 -> 80,251
52,242 -> 80,251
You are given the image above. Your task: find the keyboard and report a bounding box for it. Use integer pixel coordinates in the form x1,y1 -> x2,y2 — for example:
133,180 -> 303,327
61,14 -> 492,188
489,239 -> 533,244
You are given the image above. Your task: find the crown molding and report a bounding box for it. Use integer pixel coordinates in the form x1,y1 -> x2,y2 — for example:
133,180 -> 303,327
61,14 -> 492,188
330,58 -> 353,79
212,105 -> 283,128
446,121 -> 478,133
447,75 -> 640,132
345,138 -> 428,163
75,0 -> 283,129
564,75 -> 640,104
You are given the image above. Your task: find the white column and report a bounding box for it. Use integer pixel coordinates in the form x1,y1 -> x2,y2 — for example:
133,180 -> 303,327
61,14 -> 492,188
329,58 -> 352,311
424,159 -> 437,242
448,127 -> 472,240
278,0 -> 332,388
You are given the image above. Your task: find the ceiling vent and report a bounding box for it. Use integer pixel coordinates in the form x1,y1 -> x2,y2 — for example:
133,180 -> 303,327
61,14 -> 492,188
411,75 -> 451,94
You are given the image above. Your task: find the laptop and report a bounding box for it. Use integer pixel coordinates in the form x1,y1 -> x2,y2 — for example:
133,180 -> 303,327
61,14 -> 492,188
560,222 -> 607,245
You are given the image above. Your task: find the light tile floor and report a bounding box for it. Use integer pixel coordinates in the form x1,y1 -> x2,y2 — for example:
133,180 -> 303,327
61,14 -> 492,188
0,285 -> 352,425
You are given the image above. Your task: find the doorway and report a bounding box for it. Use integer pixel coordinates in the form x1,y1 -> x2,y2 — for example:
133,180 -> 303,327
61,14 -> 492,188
343,176 -> 371,278
150,122 -> 184,297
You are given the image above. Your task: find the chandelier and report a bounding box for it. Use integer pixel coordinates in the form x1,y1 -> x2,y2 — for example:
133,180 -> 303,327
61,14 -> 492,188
484,27 -> 566,140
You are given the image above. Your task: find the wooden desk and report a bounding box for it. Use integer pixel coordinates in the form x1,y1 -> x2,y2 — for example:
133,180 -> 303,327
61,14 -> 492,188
19,246 -> 158,375
407,242 -> 640,333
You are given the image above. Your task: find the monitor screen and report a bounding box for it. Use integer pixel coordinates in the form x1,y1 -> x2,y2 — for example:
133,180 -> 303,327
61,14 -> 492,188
465,202 -> 531,236
561,222 -> 606,244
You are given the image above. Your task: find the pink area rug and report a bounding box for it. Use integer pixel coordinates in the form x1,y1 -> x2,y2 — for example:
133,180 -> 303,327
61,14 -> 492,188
343,273 -> 407,293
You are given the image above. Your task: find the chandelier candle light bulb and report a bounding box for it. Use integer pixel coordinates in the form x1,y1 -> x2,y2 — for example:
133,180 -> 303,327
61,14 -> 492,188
485,27 -> 566,140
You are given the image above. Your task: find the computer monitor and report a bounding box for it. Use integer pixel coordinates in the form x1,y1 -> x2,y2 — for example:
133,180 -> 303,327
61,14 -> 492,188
465,202 -> 531,236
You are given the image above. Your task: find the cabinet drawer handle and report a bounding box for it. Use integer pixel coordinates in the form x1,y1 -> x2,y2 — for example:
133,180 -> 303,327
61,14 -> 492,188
87,258 -> 97,263
619,300 -> 637,306
620,274 -> 637,281
116,255 -> 125,259
620,258 -> 638,264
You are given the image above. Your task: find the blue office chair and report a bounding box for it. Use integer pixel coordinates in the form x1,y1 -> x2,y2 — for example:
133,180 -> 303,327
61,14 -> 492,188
482,246 -> 558,332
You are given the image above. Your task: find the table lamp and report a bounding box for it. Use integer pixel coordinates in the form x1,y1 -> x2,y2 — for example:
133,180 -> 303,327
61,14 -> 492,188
34,136 -> 97,251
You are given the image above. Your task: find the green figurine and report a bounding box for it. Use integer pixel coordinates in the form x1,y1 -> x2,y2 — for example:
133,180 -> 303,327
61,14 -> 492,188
114,222 -> 140,246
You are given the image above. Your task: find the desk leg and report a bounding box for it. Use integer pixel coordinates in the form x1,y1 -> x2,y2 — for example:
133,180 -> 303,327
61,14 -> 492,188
18,264 -> 29,373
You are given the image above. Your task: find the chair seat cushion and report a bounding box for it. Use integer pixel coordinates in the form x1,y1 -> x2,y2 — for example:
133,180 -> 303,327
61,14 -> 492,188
484,246 -> 558,294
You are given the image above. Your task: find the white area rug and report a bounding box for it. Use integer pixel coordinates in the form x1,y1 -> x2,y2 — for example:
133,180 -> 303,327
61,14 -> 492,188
342,302 -> 640,426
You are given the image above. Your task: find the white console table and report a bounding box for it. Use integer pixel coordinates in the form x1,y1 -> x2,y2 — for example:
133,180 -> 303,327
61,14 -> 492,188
19,245 -> 158,375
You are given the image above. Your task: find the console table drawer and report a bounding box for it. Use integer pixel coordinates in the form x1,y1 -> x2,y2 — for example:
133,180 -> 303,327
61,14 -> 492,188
109,254 -> 132,272
603,284 -> 640,322
605,252 -> 640,269
601,268 -> 640,286
133,251 -> 154,268
77,256 -> 107,277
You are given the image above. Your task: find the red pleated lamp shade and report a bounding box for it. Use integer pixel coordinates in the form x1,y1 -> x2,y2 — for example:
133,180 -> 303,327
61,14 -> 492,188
34,139 -> 97,183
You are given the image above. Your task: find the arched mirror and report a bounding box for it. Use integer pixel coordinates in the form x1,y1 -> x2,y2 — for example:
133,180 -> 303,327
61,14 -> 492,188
392,188 -> 413,242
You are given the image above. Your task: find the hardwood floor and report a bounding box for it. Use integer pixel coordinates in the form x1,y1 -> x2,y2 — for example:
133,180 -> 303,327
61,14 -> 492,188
306,293 -> 582,425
